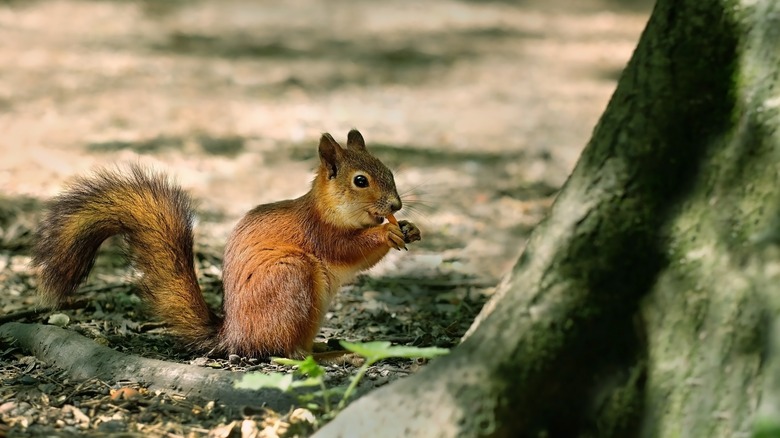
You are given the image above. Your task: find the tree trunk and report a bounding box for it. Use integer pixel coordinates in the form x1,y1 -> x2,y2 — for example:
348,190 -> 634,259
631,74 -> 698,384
315,0 -> 780,436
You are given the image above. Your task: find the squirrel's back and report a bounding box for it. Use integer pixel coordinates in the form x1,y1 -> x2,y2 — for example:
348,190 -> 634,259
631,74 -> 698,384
32,164 -> 219,348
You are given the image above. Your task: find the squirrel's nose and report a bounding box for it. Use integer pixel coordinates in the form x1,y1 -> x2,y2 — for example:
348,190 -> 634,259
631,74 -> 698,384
389,198 -> 402,212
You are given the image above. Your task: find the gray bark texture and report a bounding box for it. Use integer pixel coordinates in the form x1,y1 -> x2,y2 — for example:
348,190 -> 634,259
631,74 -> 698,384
315,0 -> 780,437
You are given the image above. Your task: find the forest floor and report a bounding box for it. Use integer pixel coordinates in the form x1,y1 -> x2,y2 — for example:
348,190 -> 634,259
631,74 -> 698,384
0,0 -> 650,436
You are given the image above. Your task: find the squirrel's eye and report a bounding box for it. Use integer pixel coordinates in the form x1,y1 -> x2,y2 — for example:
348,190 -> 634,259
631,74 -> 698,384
353,175 -> 369,188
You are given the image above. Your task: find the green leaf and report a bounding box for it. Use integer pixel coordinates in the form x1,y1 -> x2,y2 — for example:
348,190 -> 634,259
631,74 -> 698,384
291,377 -> 325,388
340,341 -> 449,362
754,415 -> 780,438
297,356 -> 325,378
272,357 -> 305,366
273,356 -> 325,378
235,372 -> 294,392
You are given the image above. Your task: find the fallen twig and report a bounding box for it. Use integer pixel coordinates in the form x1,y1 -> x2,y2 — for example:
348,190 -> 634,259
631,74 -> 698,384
0,308 -> 45,325
0,298 -> 93,325
0,282 -> 131,324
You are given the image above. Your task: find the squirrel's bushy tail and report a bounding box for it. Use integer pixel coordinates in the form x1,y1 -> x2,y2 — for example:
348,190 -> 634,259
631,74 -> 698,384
32,164 -> 220,350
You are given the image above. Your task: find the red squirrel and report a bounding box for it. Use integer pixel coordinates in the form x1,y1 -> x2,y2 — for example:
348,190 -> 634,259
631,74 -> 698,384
32,130 -> 421,358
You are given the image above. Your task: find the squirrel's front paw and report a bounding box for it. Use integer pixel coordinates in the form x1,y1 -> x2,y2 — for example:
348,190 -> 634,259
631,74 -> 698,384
384,223 -> 407,251
398,220 -> 421,244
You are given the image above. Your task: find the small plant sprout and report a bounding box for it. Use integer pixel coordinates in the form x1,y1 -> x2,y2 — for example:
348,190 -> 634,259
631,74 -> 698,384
338,341 -> 449,409
235,341 -> 449,414
236,355 -> 331,411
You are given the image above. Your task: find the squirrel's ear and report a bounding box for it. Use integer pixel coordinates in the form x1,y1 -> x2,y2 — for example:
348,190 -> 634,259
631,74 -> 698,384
318,133 -> 343,179
346,129 -> 366,151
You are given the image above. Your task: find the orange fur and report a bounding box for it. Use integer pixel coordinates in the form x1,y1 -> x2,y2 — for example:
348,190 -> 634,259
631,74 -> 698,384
33,130 -> 420,358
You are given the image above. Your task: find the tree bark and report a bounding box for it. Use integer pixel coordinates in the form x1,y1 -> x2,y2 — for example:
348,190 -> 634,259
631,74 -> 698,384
315,0 -> 780,436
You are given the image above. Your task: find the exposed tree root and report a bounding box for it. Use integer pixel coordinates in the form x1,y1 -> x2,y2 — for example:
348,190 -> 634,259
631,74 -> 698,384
0,322 -> 294,410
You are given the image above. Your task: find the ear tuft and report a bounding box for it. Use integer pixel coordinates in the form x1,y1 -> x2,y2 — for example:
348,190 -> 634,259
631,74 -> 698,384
318,133 -> 343,179
346,129 -> 366,151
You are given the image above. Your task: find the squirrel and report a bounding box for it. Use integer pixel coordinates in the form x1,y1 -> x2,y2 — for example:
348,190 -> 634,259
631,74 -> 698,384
32,129 -> 421,359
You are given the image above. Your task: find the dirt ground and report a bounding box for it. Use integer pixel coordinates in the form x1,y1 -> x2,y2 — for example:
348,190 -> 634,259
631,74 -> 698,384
0,0 -> 651,436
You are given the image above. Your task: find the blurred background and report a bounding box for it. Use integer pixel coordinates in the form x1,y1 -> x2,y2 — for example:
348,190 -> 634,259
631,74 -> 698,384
0,0 -> 651,281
